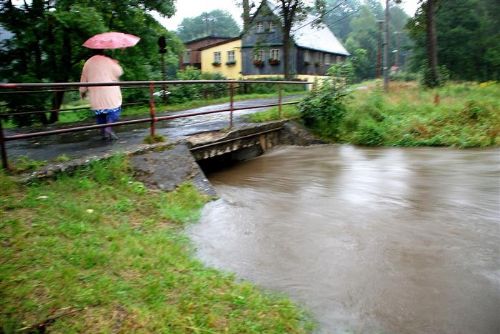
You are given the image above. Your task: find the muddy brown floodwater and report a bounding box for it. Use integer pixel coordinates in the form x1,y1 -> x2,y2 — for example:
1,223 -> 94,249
188,145 -> 500,334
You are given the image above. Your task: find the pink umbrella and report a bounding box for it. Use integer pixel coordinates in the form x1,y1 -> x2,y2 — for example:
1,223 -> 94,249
83,32 -> 140,49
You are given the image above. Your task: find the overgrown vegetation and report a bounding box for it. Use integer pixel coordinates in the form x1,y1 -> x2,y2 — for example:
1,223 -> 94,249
0,155 -> 314,333
340,81 -> 499,147
249,79 -> 499,148
298,63 -> 353,139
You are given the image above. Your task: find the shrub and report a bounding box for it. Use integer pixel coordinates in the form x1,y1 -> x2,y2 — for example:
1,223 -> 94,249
299,63 -> 353,139
167,67 -> 228,104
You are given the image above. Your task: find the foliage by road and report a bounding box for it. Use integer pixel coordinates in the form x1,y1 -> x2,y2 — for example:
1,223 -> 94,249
0,156 -> 314,333
0,0 -> 182,124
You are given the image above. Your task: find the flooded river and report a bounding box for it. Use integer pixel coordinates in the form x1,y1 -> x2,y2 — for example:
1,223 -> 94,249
188,145 -> 500,334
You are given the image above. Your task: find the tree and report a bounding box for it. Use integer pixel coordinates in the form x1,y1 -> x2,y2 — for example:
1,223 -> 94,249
344,5 -> 379,80
322,0 -> 409,82
407,0 -> 499,82
273,0 -> 325,80
323,0 -> 360,42
236,0 -> 254,32
0,0 -> 179,125
424,0 -> 439,87
176,10 -> 241,42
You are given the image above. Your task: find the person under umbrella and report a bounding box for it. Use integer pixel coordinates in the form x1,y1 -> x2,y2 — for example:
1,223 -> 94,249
79,32 -> 140,140
80,49 -> 123,140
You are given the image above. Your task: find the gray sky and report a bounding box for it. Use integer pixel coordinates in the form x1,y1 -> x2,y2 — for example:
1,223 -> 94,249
153,0 -> 419,31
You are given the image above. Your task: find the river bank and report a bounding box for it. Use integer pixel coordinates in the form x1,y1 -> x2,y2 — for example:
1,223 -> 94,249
0,156 -> 314,333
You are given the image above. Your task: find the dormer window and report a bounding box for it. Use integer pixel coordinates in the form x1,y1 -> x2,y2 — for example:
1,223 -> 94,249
256,22 -> 264,33
269,22 -> 276,32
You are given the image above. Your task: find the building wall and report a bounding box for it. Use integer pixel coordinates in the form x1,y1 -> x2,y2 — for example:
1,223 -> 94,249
296,48 -> 347,75
240,3 -> 296,76
201,39 -> 242,79
180,37 -> 231,70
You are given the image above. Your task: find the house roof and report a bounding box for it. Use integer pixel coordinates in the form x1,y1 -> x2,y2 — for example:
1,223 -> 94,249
198,37 -> 241,51
258,1 -> 350,56
292,19 -> 350,56
184,35 -> 234,45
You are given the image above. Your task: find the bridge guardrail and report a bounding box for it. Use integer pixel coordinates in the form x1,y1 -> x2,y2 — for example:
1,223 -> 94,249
0,80 -> 311,170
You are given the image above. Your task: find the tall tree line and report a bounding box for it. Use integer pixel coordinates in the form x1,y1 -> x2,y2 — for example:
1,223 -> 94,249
322,0 -> 410,82
176,10 -> 241,42
0,0 -> 180,124
408,0 -> 499,82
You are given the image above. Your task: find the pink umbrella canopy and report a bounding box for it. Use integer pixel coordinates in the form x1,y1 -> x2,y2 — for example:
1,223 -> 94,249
83,32 -> 140,49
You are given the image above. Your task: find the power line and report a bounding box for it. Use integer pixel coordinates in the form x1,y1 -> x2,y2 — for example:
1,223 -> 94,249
324,8 -> 360,29
291,0 -> 347,32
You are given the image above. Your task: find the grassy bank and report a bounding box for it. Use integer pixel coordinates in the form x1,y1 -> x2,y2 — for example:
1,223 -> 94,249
340,81 -> 499,147
0,156 -> 313,333
243,104 -> 301,123
249,81 -> 500,148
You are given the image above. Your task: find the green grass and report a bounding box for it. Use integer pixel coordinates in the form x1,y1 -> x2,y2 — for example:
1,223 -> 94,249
0,155 -> 314,333
244,104 -> 301,123
306,81 -> 500,148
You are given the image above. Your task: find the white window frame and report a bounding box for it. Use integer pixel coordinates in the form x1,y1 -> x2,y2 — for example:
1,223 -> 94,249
324,54 -> 331,65
304,51 -> 311,62
254,50 -> 264,61
213,51 -> 221,64
269,22 -> 276,32
227,50 -> 235,63
270,49 -> 280,60
256,22 -> 264,33
183,50 -> 191,64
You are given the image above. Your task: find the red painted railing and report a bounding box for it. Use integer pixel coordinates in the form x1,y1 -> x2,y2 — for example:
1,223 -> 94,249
0,80 -> 309,170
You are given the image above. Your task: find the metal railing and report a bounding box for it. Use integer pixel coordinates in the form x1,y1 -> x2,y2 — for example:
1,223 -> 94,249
0,80 -> 310,170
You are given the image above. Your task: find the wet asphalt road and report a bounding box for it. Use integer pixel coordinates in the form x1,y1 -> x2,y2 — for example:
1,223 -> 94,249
4,96 -> 299,163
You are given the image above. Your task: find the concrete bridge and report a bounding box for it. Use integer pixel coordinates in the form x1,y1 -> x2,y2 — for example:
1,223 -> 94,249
18,119 -> 320,197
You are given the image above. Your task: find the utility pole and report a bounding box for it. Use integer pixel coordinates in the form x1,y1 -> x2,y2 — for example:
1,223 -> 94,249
376,20 -> 384,78
383,0 -> 390,92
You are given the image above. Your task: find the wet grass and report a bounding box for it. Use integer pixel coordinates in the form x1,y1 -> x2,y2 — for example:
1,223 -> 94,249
244,104 -> 301,123
287,80 -> 499,148
339,81 -> 500,147
0,155 -> 314,333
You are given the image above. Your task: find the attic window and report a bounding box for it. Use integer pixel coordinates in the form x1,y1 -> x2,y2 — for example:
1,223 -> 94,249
256,22 -> 264,33
269,22 -> 276,32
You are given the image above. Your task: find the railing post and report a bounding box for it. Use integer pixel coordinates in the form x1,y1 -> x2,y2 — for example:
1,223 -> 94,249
0,117 -> 9,171
278,83 -> 283,119
229,82 -> 235,129
149,82 -> 156,138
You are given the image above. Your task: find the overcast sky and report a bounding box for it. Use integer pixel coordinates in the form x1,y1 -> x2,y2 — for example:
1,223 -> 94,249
153,0 -> 419,31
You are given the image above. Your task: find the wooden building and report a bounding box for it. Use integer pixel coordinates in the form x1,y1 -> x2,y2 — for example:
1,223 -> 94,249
179,36 -> 233,70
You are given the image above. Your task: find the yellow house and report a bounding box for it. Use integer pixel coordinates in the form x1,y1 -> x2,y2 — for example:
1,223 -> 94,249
200,38 -> 242,79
